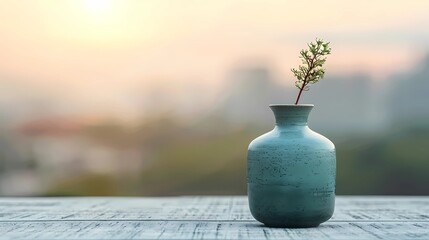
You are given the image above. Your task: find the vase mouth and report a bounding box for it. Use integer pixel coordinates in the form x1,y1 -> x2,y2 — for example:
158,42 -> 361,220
269,104 -> 313,126
269,104 -> 314,107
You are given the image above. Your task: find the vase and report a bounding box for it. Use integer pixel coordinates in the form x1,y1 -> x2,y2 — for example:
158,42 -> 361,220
247,104 -> 336,228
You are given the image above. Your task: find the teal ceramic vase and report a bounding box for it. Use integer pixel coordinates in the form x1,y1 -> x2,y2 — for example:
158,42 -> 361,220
247,104 -> 336,228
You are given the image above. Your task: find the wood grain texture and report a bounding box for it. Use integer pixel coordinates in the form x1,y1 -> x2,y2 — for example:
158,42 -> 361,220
0,196 -> 428,239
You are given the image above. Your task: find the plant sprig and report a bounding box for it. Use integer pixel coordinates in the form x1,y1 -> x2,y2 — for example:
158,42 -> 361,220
291,38 -> 331,104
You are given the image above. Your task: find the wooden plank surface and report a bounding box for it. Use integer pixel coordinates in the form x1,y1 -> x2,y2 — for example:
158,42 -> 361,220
0,196 -> 428,239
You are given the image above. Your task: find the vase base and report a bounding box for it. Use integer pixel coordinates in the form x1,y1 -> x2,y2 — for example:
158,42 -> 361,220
263,222 -> 320,228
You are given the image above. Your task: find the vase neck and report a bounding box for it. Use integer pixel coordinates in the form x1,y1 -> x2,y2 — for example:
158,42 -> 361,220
270,104 -> 313,127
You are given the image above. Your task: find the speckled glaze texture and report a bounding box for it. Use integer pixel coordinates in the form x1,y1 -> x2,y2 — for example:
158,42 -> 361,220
247,104 -> 336,228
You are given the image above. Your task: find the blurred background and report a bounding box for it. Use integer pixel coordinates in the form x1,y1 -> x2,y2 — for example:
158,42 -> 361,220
0,0 -> 428,196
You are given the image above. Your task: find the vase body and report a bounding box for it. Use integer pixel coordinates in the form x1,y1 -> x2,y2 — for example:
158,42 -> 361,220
247,104 -> 336,228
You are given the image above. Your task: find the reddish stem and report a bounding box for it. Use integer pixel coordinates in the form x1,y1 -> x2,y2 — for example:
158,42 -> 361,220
294,84 -> 306,105
295,53 -> 316,104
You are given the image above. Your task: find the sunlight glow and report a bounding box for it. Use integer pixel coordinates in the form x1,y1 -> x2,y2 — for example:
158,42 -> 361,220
84,0 -> 112,17
36,1 -> 160,47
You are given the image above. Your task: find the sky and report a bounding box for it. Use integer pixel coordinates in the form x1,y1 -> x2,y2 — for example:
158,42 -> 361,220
1,0 -> 429,123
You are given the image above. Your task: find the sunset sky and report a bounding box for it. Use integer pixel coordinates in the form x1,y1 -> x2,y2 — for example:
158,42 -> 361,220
1,0 -> 429,122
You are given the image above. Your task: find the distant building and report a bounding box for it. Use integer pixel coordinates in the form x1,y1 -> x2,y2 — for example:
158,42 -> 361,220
216,65 -> 294,125
387,55 -> 429,127
303,73 -> 383,133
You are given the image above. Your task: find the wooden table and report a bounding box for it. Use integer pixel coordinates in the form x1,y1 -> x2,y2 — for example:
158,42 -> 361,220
0,196 -> 428,239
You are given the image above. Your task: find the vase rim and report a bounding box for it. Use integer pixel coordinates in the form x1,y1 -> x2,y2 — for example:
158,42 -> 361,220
269,104 -> 314,107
